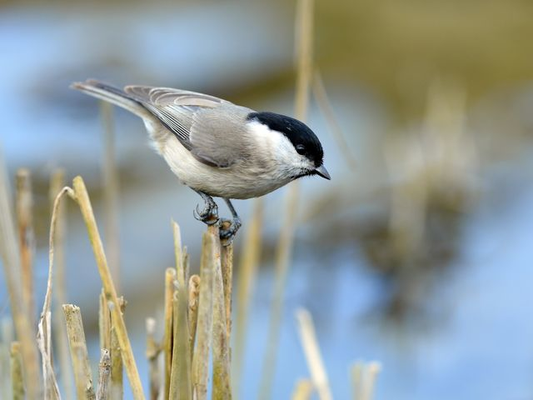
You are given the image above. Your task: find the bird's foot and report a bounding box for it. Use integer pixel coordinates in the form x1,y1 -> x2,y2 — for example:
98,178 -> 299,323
219,217 -> 242,245
193,199 -> 219,225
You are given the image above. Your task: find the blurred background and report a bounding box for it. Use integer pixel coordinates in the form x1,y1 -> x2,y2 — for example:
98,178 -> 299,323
2,0 -> 533,399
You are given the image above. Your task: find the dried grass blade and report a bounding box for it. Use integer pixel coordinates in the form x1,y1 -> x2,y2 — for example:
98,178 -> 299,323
71,176 -> 144,399
291,379 -> 314,400
295,309 -> 332,400
49,169 -> 74,399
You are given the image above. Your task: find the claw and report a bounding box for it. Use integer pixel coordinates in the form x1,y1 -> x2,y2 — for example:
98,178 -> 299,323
194,201 -> 219,225
219,217 -> 242,245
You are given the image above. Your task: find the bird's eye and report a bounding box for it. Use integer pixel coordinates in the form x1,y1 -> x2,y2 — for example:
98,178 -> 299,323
296,144 -> 306,154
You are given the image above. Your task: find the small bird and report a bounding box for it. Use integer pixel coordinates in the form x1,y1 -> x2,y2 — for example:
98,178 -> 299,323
72,80 -> 330,241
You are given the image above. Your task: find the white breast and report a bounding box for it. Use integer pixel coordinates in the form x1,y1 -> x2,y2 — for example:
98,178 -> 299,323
143,120 -> 297,199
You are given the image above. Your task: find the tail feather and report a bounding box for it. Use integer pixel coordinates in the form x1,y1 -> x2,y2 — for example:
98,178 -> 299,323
71,79 -> 151,119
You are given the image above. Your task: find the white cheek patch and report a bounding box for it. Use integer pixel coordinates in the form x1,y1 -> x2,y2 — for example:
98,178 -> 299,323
247,121 -> 312,173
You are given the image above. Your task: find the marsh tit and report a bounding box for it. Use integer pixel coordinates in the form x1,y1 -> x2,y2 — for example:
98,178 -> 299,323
71,80 -> 330,240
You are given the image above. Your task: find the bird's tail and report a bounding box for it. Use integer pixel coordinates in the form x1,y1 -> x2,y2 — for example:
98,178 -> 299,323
71,79 -> 151,119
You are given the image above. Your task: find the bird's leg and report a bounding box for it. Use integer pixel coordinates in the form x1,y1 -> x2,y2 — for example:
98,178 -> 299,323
219,198 -> 242,243
193,191 -> 219,225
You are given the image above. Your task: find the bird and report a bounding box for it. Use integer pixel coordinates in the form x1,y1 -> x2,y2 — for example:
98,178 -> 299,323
71,79 -> 330,242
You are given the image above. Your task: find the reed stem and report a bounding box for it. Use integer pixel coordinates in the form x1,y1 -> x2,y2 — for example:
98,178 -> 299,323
62,304 -> 95,400
96,349 -> 111,400
72,176 -> 144,399
192,231 -> 216,400
10,342 -> 24,400
163,268 -> 176,399
15,169 -> 35,323
295,309 -> 332,400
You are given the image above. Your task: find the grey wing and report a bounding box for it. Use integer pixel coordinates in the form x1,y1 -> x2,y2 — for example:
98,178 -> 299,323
188,106 -> 254,168
124,85 -> 252,167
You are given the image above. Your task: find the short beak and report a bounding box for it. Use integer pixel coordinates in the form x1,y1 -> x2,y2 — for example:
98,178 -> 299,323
314,165 -> 331,180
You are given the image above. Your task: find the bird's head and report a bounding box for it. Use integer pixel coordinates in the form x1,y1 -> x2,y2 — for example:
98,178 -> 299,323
247,111 -> 330,181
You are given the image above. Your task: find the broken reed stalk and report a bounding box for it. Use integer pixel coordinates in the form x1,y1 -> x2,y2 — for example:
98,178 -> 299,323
109,316 -> 124,399
99,291 -> 125,398
212,238 -> 232,400
15,169 -> 36,323
62,304 -> 95,400
169,221 -> 192,400
295,309 -> 332,400
100,100 -> 121,290
221,243 -> 233,341
188,274 -> 200,360
97,349 -> 111,400
291,379 -> 314,400
312,71 -> 357,171
10,342 -> 24,400
72,176 -> 144,398
233,197 -> 263,390
163,267 -> 176,399
351,361 -> 381,400
259,1 -> 314,397
146,318 -> 160,400
99,290 -> 111,354
192,231 -> 217,400
49,168 -> 74,399
0,151 -> 42,399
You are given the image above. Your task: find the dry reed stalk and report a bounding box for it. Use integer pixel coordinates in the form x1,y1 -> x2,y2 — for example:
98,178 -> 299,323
233,198 -> 263,389
0,152 -> 42,398
10,341 -> 24,400
312,71 -> 357,170
99,290 -> 111,352
183,247 -> 190,286
169,292 -> 192,400
62,304 -> 95,400
212,237 -> 232,400
221,243 -> 233,340
350,362 -> 363,400
15,169 -> 35,322
146,318 -> 160,400
169,220 -> 193,400
173,221 -> 184,280
291,379 -> 313,400
192,231 -> 217,400
259,0 -> 314,397
72,176 -> 144,398
49,169 -> 74,399
1,319 -> 15,400
188,274 -> 200,360
351,362 -> 381,400
100,101 -> 121,290
38,186 -> 74,399
162,267 -> 176,399
109,316 -> 124,399
295,309 -> 332,400
97,349 -> 111,400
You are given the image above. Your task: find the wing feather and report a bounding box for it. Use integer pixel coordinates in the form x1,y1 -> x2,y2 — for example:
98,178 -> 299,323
124,86 -> 251,167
